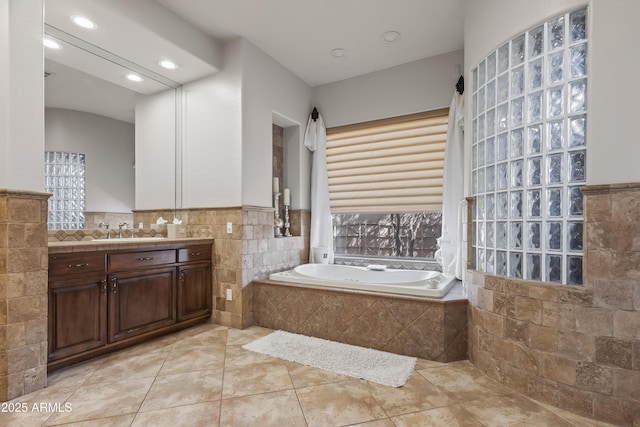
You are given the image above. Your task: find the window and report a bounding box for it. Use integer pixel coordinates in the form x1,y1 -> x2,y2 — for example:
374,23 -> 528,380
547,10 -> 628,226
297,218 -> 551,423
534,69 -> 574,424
471,8 -> 587,285
326,110 -> 448,259
45,151 -> 86,229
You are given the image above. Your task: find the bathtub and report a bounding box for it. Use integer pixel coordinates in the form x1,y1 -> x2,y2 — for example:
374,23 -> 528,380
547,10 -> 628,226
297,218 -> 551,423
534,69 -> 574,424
269,263 -> 457,298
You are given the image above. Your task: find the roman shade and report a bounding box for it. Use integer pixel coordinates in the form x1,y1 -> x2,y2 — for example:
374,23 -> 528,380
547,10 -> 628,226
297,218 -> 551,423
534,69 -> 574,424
326,109 -> 449,213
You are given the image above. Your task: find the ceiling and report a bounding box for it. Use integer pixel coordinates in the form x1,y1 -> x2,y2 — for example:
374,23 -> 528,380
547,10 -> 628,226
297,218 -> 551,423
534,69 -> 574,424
157,0 -> 465,87
44,0 -> 464,122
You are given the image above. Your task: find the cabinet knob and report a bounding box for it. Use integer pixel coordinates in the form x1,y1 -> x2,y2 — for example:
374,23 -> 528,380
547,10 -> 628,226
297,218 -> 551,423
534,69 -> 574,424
111,277 -> 117,293
100,279 -> 107,294
191,252 -> 201,256
136,257 -> 154,261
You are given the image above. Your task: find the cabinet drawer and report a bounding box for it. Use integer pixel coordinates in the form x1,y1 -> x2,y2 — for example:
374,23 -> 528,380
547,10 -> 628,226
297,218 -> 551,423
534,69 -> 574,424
49,253 -> 106,277
109,250 -> 176,271
178,245 -> 211,263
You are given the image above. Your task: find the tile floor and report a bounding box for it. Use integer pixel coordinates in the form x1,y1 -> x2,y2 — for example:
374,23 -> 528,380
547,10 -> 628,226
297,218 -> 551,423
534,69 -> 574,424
1,322 -> 615,427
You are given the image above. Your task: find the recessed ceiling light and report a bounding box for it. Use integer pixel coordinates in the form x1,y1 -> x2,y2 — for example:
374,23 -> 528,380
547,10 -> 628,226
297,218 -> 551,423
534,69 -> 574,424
125,73 -> 143,82
43,38 -> 61,49
71,15 -> 97,30
158,60 -> 178,70
381,31 -> 401,43
330,48 -> 347,58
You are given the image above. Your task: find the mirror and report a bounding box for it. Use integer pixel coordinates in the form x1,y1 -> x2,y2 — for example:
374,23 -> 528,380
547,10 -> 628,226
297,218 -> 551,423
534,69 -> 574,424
44,24 -> 181,230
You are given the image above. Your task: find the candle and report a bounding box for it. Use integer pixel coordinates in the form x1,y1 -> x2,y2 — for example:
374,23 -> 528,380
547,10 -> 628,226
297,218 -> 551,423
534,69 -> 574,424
272,177 -> 279,193
283,188 -> 290,205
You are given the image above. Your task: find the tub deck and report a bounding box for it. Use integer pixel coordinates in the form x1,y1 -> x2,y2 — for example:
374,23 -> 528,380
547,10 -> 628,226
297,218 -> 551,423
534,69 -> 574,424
269,266 -> 458,298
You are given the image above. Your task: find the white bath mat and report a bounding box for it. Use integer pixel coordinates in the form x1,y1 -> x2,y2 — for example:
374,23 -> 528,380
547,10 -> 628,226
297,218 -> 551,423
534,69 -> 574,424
242,330 -> 416,387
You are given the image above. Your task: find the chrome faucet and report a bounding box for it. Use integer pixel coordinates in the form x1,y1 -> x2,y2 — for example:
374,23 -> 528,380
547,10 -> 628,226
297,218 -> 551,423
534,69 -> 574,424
118,222 -> 129,239
99,222 -> 110,239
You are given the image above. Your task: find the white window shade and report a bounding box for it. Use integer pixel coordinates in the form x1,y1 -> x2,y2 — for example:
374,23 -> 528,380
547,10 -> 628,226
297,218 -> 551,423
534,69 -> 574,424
326,110 -> 449,213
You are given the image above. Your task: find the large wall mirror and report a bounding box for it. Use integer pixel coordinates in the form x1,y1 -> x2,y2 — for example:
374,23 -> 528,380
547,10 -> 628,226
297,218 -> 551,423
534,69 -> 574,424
44,24 -> 181,230
44,0 -> 221,231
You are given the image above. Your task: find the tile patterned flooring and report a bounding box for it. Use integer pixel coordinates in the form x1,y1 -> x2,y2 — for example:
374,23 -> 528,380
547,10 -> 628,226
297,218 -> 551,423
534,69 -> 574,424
1,323 -> 615,427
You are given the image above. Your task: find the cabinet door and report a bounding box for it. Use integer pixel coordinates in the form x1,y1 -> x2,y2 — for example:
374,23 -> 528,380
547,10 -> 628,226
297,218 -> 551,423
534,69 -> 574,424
108,267 -> 176,342
48,275 -> 107,362
177,262 -> 212,322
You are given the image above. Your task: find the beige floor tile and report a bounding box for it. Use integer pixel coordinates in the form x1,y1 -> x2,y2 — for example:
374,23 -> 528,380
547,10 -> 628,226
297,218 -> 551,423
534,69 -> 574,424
285,360 -> 350,388
535,400 -> 619,427
83,349 -> 169,385
44,377 -> 154,425
348,419 -> 396,427
172,325 -> 228,349
51,414 -> 137,426
417,360 -> 509,402
219,390 -> 306,427
392,405 -> 484,426
140,369 -> 224,412
47,358 -> 105,389
414,358 -> 448,370
462,394 -> 574,426
0,408 -> 56,427
365,371 -> 456,416
105,334 -> 178,360
222,360 -> 293,398
225,325 -> 272,346
223,344 -> 274,371
2,323 -> 619,427
296,380 -> 387,427
131,401 -> 220,427
0,384 -> 78,427
159,345 -> 226,375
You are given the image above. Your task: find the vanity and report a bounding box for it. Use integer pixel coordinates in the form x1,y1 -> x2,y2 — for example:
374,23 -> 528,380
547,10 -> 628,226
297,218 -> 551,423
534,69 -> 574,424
47,238 -> 214,371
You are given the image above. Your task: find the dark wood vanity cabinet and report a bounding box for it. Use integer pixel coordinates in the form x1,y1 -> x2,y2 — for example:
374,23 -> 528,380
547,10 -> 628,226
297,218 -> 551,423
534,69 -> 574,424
177,246 -> 212,322
108,266 -> 177,342
48,273 -> 108,361
48,242 -> 212,370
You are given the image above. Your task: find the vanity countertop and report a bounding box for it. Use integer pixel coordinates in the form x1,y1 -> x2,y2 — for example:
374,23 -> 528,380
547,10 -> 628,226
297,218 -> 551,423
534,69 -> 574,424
48,237 -> 214,254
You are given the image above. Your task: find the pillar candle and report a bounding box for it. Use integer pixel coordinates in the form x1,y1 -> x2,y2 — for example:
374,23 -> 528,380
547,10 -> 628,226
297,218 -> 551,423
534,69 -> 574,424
272,177 -> 279,193
283,188 -> 290,205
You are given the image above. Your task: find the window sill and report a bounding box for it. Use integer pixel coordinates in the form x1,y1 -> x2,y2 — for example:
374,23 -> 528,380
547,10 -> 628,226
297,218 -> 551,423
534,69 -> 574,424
333,255 -> 441,272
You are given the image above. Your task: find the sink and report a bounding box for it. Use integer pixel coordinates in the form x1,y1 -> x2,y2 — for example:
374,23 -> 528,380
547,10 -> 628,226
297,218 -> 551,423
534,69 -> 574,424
92,237 -> 168,242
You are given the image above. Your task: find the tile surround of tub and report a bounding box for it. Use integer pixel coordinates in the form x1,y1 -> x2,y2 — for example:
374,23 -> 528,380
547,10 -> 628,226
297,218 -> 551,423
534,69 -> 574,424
0,189 -> 50,401
252,280 -> 468,362
466,183 -> 640,426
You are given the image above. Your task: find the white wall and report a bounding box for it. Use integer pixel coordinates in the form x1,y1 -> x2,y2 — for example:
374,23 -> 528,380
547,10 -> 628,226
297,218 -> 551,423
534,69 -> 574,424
588,0 -> 640,185
179,38 -> 313,210
463,0 -> 640,188
181,39 -> 244,208
240,39 -> 313,208
45,108 -> 135,213
313,50 -> 464,128
0,0 -> 44,191
135,88 -> 176,210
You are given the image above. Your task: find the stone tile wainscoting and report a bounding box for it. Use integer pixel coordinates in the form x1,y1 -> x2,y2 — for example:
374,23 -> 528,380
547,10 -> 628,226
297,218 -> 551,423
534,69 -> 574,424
252,281 -> 468,362
0,190 -> 50,401
466,183 -> 640,426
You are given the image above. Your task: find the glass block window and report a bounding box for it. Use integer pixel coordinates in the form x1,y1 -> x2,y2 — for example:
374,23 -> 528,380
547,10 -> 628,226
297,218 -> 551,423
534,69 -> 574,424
471,8 -> 587,285
45,151 -> 86,230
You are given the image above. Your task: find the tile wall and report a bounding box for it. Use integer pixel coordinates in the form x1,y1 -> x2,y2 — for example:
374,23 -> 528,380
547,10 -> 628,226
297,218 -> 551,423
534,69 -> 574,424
0,190 -> 50,401
253,281 -> 468,362
466,183 -> 640,426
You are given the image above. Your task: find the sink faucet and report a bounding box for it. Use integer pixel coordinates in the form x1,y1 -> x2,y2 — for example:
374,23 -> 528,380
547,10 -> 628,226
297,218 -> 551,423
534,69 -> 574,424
99,222 -> 110,239
118,222 -> 129,239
